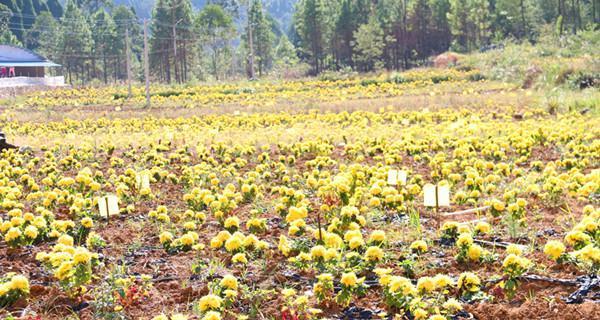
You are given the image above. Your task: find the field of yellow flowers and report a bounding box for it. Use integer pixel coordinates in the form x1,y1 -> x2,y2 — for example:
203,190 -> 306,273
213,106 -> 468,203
14,68 -> 497,110
0,68 -> 599,320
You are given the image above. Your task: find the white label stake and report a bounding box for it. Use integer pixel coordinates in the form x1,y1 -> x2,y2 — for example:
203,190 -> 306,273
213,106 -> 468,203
98,195 -> 120,220
387,170 -> 398,185
136,172 -> 150,190
387,169 -> 408,186
424,184 -> 451,208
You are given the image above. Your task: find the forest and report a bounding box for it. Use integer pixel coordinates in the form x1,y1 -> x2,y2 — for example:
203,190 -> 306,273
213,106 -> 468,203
0,0 -> 599,83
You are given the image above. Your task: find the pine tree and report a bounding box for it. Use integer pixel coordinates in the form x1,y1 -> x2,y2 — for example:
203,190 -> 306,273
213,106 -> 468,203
353,15 -> 385,72
447,0 -> 471,51
91,9 -> 118,84
493,0 -> 543,40
244,0 -> 274,77
196,3 -> 235,80
408,0 -> 433,61
25,11 -> 59,56
3,0 -> 24,41
150,0 -> 194,83
150,0 -> 172,82
59,0 -> 93,84
207,0 -> 240,18
112,5 -> 142,81
20,0 -> 36,41
333,0 -> 354,68
429,0 -> 452,54
274,34 -> 298,68
374,0 -> 401,69
469,0 -> 491,48
448,0 -> 491,51
295,0 -> 325,74
0,4 -> 21,46
46,0 -> 63,17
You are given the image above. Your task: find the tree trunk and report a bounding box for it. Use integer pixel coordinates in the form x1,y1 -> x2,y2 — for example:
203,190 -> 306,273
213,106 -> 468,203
183,42 -> 188,82
113,57 -> 118,83
520,0 -> 527,38
402,0 -> 409,69
165,52 -> 171,83
593,0 -> 597,24
576,0 -> 582,31
572,0 -> 577,34
103,51 -> 108,85
92,56 -> 96,81
213,48 -> 218,80
248,6 -> 255,79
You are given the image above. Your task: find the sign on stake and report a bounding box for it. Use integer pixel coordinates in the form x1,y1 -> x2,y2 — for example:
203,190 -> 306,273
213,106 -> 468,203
387,169 -> 407,186
424,183 -> 450,209
136,172 -> 150,190
98,195 -> 119,222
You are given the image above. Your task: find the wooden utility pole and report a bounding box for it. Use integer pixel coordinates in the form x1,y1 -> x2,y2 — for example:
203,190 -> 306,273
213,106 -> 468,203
143,19 -> 151,108
125,26 -> 132,98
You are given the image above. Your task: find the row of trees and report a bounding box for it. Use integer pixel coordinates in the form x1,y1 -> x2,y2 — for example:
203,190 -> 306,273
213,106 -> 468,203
149,0 -> 297,82
293,0 -> 600,74
1,0 -> 142,84
1,0 -> 599,83
1,0 -> 297,84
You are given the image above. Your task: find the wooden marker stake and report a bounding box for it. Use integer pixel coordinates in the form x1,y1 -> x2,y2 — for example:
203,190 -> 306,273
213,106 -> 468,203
434,184 -> 440,228
105,196 -> 110,224
317,211 -> 323,244
435,184 -> 440,212
424,183 -> 450,229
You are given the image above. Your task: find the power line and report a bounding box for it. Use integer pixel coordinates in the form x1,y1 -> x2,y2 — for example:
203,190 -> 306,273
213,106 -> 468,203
0,10 -> 141,24
4,16 -> 141,30
5,17 -> 144,32
4,25 -> 142,38
2,11 -> 198,35
151,19 -> 197,31
152,36 -> 200,42
2,8 -> 201,32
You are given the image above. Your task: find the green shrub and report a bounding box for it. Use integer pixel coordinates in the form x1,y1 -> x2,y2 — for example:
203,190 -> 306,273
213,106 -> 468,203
431,75 -> 451,83
360,79 -> 379,86
468,73 -> 486,81
113,93 -> 128,100
154,90 -> 183,98
388,73 -> 408,84
567,72 -> 600,90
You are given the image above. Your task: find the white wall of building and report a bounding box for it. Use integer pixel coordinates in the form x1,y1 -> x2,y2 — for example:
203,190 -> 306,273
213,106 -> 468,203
0,76 -> 65,88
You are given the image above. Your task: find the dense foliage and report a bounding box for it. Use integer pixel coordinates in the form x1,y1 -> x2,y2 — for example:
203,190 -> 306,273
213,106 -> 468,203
1,0 -> 598,84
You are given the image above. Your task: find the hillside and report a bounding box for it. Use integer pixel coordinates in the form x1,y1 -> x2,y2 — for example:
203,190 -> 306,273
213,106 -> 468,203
113,0 -> 297,30
0,0 -> 62,39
